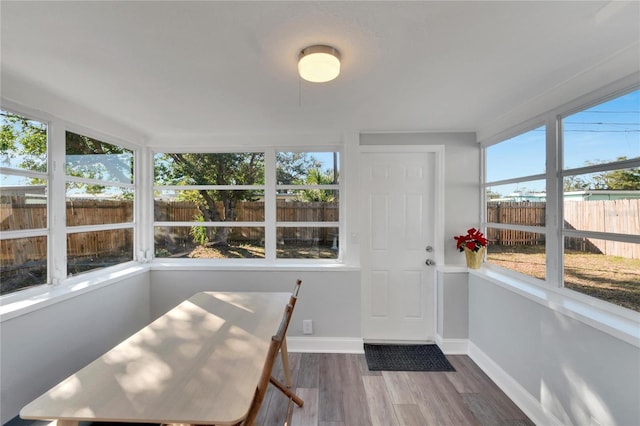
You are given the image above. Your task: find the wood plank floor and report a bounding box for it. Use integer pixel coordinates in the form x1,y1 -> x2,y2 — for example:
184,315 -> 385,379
11,353 -> 533,426
258,353 -> 534,426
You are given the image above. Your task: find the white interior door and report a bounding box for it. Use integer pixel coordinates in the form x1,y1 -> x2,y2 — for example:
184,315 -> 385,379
361,149 -> 436,342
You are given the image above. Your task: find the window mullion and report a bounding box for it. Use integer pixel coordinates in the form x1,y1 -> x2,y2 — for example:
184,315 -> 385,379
66,223 -> 135,234
264,150 -> 276,261
0,167 -> 48,180
49,122 -> 67,285
138,147 -> 153,262
546,115 -> 562,288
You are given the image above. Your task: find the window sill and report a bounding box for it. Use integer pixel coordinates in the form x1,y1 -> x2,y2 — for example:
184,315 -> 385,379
470,265 -> 640,348
0,259 -> 359,323
0,262 -> 148,322
149,259 -> 360,272
436,265 -> 469,273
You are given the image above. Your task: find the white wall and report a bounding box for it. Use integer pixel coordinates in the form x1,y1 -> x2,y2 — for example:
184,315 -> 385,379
149,269 -> 361,339
1,73 -> 147,146
0,273 -> 150,425
437,270 -> 469,340
469,274 -> 640,426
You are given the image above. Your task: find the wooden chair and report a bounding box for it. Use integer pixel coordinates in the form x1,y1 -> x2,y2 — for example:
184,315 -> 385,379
243,303 -> 303,426
281,279 -> 302,387
166,301 -> 303,426
290,279 -> 302,305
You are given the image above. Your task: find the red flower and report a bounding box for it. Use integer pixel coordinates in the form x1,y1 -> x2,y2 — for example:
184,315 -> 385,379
454,228 -> 488,252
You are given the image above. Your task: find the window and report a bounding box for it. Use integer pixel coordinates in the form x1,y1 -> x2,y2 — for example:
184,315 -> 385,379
560,90 -> 640,311
153,150 -> 341,260
484,126 -> 547,280
65,131 -> 135,276
0,114 -> 138,297
484,88 -> 640,312
153,152 -> 265,258
0,110 -> 49,295
276,151 -> 340,259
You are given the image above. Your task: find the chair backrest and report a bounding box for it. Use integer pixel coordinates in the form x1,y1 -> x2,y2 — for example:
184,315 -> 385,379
242,303 -> 294,426
289,279 -> 302,309
279,302 -> 294,342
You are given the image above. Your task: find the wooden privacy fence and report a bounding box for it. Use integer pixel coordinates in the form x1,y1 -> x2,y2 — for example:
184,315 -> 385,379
0,198 -> 134,230
2,198 -> 638,263
564,199 -> 640,259
1,199 -> 340,267
154,200 -> 338,223
486,202 -> 546,246
1,198 -> 134,268
487,200 -> 640,259
155,200 -> 339,246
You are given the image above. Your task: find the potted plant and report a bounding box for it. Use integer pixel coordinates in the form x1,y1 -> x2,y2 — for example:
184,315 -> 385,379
454,228 -> 487,269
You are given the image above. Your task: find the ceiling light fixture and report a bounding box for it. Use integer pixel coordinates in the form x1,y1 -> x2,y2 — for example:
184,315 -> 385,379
298,45 -> 341,83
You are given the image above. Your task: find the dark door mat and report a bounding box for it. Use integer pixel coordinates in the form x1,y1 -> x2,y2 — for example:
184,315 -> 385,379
364,343 -> 455,372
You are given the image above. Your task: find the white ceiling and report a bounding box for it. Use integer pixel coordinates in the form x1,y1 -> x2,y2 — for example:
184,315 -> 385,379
1,1 -> 639,141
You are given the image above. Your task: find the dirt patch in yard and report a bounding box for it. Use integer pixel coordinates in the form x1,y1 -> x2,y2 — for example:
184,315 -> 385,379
188,244 -> 265,259
186,243 -> 336,259
487,245 -> 640,312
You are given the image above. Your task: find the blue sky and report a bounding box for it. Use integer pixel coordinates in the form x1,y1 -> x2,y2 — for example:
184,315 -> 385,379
487,89 -> 640,195
307,152 -> 339,174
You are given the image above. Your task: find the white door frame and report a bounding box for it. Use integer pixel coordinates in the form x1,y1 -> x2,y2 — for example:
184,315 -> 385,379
359,144 -> 445,341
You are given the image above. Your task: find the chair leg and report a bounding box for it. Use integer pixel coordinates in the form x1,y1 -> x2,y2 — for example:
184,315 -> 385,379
280,337 -> 292,387
269,376 -> 304,407
284,396 -> 294,426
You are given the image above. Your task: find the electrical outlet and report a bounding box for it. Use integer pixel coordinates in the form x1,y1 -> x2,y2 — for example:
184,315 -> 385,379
303,319 -> 313,334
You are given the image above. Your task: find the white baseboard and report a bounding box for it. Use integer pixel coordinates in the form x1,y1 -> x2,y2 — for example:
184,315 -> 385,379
468,341 -> 563,426
286,336 -> 364,353
434,334 -> 469,354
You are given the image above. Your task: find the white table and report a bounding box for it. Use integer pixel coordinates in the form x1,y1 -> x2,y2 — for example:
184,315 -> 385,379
21,291 -> 292,426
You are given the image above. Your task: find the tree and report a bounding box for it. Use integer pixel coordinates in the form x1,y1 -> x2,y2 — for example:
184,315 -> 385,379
276,152 -> 317,184
156,153 -> 265,246
294,167 -> 338,202
485,189 -> 502,200
65,131 -> 133,185
566,157 -> 640,191
563,175 -> 590,191
1,112 -> 133,196
597,157 -> 640,190
156,152 -> 328,246
1,111 -> 47,174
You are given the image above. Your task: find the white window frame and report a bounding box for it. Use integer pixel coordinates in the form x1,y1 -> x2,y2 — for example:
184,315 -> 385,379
274,149 -> 341,261
150,147 -> 343,263
481,83 -> 640,315
0,105 -> 142,300
0,107 -> 51,289
482,123 -> 549,281
63,128 -> 138,278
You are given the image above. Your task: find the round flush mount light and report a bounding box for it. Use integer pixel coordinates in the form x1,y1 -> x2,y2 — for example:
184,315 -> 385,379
298,45 -> 341,83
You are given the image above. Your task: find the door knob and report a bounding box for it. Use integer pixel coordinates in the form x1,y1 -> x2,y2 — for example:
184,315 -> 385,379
425,259 -> 435,266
